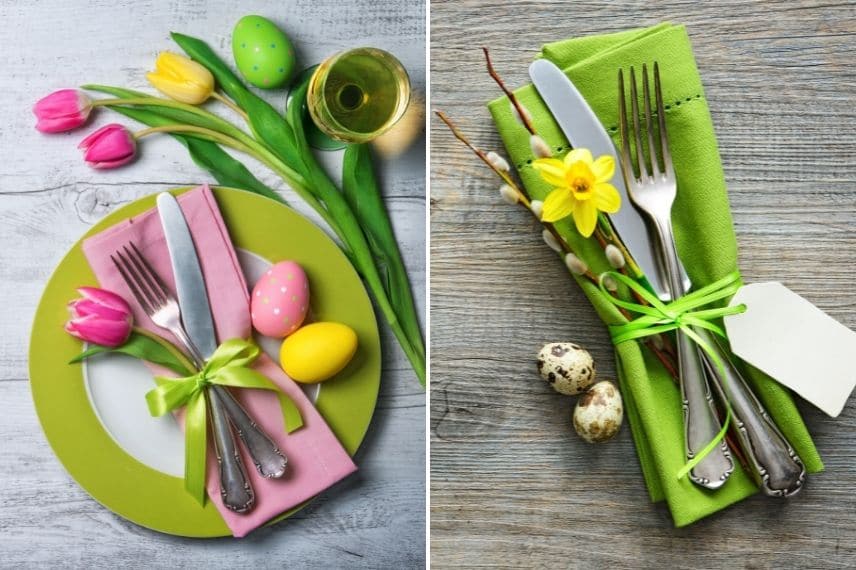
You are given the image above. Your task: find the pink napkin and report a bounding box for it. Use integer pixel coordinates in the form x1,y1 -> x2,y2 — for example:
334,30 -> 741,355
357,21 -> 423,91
82,185 -> 357,537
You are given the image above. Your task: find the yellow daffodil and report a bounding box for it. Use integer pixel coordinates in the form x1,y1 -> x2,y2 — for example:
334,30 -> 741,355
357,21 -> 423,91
146,52 -> 214,104
532,148 -> 621,237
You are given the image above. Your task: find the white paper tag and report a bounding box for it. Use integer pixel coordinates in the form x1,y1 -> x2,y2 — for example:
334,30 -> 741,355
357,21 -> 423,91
724,282 -> 856,417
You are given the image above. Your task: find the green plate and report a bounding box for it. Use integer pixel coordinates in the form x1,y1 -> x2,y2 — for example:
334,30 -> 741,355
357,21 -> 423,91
28,187 -> 381,537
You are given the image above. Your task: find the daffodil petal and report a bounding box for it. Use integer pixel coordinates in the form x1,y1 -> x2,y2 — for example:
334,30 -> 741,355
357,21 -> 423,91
573,199 -> 598,237
541,188 -> 575,222
594,183 -> 621,213
591,155 -> 615,183
564,148 -> 593,167
532,158 -> 568,187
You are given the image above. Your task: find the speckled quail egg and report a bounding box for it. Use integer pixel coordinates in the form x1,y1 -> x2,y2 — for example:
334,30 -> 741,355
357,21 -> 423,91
536,342 -> 596,395
573,381 -> 623,443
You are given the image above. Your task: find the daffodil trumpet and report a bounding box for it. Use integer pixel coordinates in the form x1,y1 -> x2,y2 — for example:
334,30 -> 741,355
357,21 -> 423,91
532,148 -> 621,237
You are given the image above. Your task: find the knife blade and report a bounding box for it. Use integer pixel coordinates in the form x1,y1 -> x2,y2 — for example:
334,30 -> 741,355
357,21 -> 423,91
529,59 -> 688,298
157,193 -> 219,358
157,192 -> 287,481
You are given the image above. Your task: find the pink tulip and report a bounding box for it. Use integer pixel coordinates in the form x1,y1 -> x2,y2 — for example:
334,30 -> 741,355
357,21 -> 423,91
33,89 -> 93,133
65,287 -> 134,347
78,124 -> 137,169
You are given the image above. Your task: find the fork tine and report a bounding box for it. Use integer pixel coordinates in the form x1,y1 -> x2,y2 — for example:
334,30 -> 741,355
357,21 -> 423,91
617,69 -> 636,184
653,62 -> 675,177
129,242 -> 173,303
112,251 -> 153,315
629,67 -> 649,179
123,244 -> 166,306
118,247 -> 159,310
641,64 -> 661,175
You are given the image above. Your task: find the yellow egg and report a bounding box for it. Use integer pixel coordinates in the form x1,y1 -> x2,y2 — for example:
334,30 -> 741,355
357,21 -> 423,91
279,322 -> 358,383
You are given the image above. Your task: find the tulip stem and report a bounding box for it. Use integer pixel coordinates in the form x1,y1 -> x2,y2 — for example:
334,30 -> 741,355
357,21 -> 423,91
132,123 -> 346,244
211,91 -> 249,122
91,96 -> 261,167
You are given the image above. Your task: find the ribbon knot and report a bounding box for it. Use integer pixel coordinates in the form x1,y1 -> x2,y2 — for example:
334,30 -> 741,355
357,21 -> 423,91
598,270 -> 745,480
145,338 -> 304,505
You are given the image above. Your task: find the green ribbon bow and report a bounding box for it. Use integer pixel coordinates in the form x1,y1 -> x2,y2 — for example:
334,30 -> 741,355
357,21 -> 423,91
600,270 -> 746,480
146,338 -> 304,505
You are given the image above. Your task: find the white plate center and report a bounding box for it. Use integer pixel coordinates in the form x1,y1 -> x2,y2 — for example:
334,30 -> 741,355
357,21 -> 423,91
83,249 -> 319,477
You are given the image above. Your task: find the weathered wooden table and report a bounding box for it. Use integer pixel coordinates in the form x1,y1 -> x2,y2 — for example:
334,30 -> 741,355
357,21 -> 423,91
0,1 -> 425,567
430,1 -> 855,567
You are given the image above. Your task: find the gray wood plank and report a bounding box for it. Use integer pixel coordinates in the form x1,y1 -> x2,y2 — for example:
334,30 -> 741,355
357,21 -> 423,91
0,0 -> 425,567
430,1 -> 856,568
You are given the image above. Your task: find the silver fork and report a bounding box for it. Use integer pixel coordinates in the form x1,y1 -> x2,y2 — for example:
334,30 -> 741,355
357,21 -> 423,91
618,64 -> 734,489
117,244 -> 288,482
112,244 -> 256,513
618,64 -> 806,495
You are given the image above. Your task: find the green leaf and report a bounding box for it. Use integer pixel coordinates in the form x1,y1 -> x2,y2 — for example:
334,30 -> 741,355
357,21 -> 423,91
170,32 -> 305,175
287,75 -> 425,384
84,97 -> 282,203
69,331 -> 193,376
183,138 -> 285,204
342,144 -> 424,354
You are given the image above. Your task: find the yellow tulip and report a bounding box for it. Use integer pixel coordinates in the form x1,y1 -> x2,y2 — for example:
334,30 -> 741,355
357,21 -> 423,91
146,52 -> 214,104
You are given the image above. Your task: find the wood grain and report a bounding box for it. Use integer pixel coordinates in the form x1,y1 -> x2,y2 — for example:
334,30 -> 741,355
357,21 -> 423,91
430,1 -> 856,568
0,0 -> 425,567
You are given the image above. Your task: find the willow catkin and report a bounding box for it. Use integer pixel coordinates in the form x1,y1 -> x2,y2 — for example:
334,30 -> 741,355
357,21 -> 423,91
529,134 -> 553,159
486,151 -> 510,172
605,244 -> 626,269
542,230 -> 562,253
564,253 -> 588,275
499,184 -> 519,205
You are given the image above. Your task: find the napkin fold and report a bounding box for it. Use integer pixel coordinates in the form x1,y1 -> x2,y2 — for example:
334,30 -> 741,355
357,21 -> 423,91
82,185 -> 356,537
488,23 -> 823,526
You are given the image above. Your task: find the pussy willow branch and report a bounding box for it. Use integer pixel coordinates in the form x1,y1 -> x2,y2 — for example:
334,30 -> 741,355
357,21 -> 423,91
436,109 -> 681,381
478,54 -> 662,328
482,48 -> 536,135
435,111 -> 597,283
435,110 -> 523,196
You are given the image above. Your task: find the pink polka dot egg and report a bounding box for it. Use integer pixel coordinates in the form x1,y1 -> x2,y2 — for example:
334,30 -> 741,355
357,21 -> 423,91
251,260 -> 310,338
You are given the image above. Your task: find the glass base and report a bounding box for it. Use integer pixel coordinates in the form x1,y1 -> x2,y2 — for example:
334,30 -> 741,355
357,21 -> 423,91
287,65 -> 347,151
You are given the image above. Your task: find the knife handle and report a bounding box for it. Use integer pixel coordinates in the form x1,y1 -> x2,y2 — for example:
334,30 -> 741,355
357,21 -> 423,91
697,330 -> 806,497
212,386 -> 288,479
206,387 -> 255,513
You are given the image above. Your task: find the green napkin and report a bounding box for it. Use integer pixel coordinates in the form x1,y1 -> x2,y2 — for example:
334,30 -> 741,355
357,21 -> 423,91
487,22 -> 823,527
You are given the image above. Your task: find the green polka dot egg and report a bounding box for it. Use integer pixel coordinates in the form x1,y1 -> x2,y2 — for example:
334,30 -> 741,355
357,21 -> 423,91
232,15 -> 296,89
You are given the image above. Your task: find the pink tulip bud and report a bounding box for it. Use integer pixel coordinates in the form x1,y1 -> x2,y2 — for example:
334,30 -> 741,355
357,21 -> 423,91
78,124 -> 137,169
65,287 -> 134,347
33,89 -> 93,133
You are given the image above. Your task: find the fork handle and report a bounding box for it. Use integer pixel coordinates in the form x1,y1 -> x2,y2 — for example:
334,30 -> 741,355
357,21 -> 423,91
172,327 -> 287,480
697,329 -> 806,496
653,216 -> 734,489
212,386 -> 288,479
171,327 -> 258,510
207,387 -> 255,513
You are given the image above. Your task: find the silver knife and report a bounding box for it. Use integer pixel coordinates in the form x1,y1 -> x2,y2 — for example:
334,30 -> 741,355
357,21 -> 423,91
157,194 -> 287,483
529,58 -> 687,299
530,61 -> 805,496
